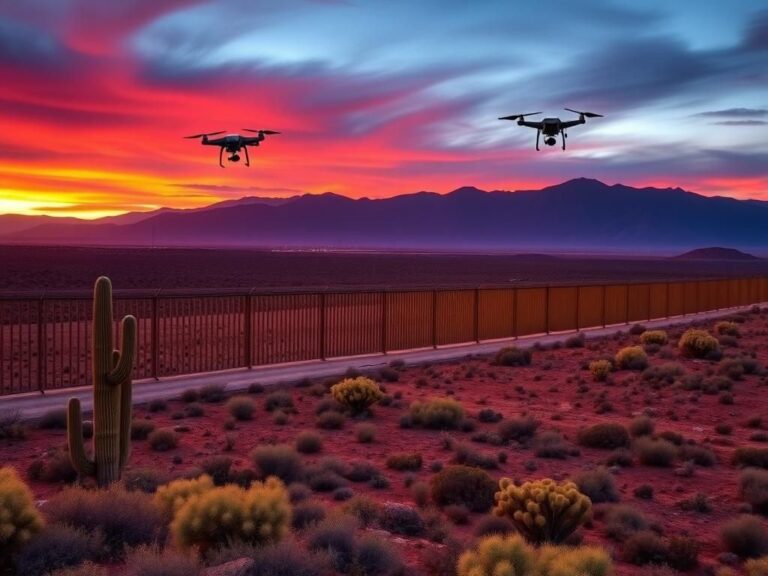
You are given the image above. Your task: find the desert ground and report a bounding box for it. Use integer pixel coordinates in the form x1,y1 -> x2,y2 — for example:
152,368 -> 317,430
2,309 -> 768,575
2,245 -> 768,292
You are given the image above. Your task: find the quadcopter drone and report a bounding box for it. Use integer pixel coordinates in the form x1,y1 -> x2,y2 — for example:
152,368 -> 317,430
498,108 -> 603,150
184,129 -> 280,167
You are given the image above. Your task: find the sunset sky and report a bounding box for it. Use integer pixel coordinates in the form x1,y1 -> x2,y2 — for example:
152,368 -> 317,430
0,0 -> 766,219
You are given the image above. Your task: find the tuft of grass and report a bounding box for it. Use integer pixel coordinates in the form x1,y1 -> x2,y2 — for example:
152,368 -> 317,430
226,396 -> 255,421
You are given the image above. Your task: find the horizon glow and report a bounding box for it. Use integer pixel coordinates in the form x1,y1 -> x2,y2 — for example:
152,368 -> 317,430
0,0 -> 766,219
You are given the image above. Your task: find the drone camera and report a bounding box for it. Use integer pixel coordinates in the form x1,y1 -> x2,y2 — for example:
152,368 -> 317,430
229,153 -> 241,162
545,137 -> 557,146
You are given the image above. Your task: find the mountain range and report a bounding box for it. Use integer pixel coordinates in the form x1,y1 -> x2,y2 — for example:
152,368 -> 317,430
2,178 -> 767,252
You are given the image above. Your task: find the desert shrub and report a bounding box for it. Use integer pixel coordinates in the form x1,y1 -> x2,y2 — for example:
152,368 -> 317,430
589,359 -> 613,382
386,452 -> 422,471
265,390 -> 294,412
13,524 -> 104,576
443,503 -> 470,525
474,515 -> 516,537
641,330 -> 668,346
574,468 -> 619,503
306,469 -> 348,492
577,422 -> 630,449
478,408 -> 503,423
147,398 -> 167,413
746,557 -> 768,576
430,465 -> 497,512
667,536 -> 700,571
291,501 -> 326,530
379,502 -> 425,536
0,466 -> 44,565
720,358 -> 746,381
679,329 -> 720,359
251,444 -> 304,483
534,431 -> 574,459
171,477 -> 290,551
342,495 -> 383,527
181,389 -> 199,403
154,474 -> 215,519
236,539 -> 331,576
46,485 -> 162,558
295,431 -> 323,454
148,427 -> 178,451
679,492 -> 711,513
131,419 -> 156,440
409,397 -> 465,429
606,448 -> 633,467
226,396 -> 255,421
199,383 -> 226,403
0,410 -> 26,440
458,534 -> 612,576
378,367 -> 400,382
734,448 -> 768,469
720,515 -> 768,558
634,437 -> 677,467
355,423 -> 376,443
454,442 -> 498,470
354,533 -> 404,576
410,480 -> 430,508
604,504 -> 649,541
565,333 -> 586,348
27,448 -> 77,484
716,321 -> 741,336
643,362 -> 685,385
122,467 -> 167,493
498,416 -> 540,443
629,415 -> 654,437
48,563 -> 108,576
741,469 -> 768,514
184,402 -> 205,417
615,346 -> 648,370
629,323 -> 647,335
38,407 -> 68,429
658,430 -> 684,445
494,478 -> 591,544
495,346 -> 532,366
334,486 -> 355,500
316,410 -> 345,429
330,377 -> 384,415
122,544 -> 201,576
247,382 -> 265,394
678,444 -> 717,467
344,461 -> 379,483
621,531 -> 668,565
201,456 -> 233,486
307,516 -> 358,571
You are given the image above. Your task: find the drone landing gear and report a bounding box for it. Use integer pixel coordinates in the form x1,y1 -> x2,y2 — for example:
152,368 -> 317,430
219,146 -> 225,168
243,145 -> 250,167
562,131 -> 566,150
536,129 -> 540,151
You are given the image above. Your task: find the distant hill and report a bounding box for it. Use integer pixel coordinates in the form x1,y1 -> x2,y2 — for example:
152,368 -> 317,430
3,178 -> 768,251
673,247 -> 762,261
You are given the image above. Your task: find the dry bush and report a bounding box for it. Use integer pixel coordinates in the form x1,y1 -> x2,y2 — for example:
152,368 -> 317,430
13,524 -> 104,576
409,397 -> 465,429
0,466 -> 45,567
386,452 -> 422,471
634,437 -> 677,467
741,469 -> 768,514
615,346 -> 648,370
574,468 -> 619,503
148,428 -> 178,451
734,448 -> 768,469
577,423 -> 630,449
295,431 -> 323,454
604,504 -> 649,541
498,416 -> 540,443
720,515 -> 768,558
495,346 -> 532,366
679,329 -> 720,359
251,444 -> 304,483
330,377 -> 384,415
430,464 -> 497,512
641,330 -> 668,345
227,396 -> 256,421
589,359 -> 613,382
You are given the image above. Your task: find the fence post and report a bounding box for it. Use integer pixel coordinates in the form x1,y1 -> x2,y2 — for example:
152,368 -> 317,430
151,294 -> 159,380
545,285 -> 550,334
624,283 -> 630,325
473,288 -> 480,343
244,292 -> 253,369
319,292 -> 326,360
575,286 -> 580,331
432,290 -> 438,349
381,291 -> 388,354
37,297 -> 45,394
512,288 -> 518,339
601,285 -> 606,328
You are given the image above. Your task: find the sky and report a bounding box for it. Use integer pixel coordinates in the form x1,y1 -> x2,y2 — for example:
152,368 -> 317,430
0,0 -> 766,219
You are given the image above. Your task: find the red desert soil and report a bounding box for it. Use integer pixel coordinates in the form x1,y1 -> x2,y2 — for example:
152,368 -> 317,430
2,310 -> 768,575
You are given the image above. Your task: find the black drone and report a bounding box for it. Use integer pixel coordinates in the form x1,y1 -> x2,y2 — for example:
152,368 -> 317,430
184,129 -> 280,167
498,108 -> 603,150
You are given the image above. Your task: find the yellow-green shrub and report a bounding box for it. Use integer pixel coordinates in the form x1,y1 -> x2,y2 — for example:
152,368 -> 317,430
715,321 -> 740,337
457,534 -> 613,576
746,557 -> 768,576
640,330 -> 667,346
589,360 -> 612,382
493,478 -> 591,544
330,377 -> 384,415
409,397 -> 465,429
678,329 -> 720,359
615,346 -> 648,370
171,476 -> 290,552
0,466 -> 44,561
154,474 -> 215,519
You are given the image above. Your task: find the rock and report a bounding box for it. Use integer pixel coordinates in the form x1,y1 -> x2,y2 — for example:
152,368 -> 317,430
204,558 -> 254,576
717,552 -> 739,566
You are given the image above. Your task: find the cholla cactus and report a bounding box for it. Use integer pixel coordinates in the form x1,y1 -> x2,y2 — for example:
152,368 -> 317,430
154,474 -> 215,519
68,276 -> 136,487
457,534 -> 613,576
171,476 -> 290,552
588,359 -> 613,382
493,478 -> 591,544
330,377 -> 384,415
0,466 -> 44,563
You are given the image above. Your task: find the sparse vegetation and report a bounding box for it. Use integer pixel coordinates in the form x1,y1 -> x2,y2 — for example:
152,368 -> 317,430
589,359 -> 613,381
679,329 -> 720,359
409,397 -> 465,429
495,346 -> 532,366
430,465 -> 497,512
577,422 -> 630,449
640,330 -> 668,345
615,346 -> 648,370
330,376 -> 384,415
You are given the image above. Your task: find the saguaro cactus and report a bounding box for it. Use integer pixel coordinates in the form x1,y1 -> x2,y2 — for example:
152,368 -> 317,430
67,276 -> 136,487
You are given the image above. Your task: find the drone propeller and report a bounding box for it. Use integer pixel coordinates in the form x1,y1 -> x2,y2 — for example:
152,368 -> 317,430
498,112 -> 542,121
242,129 -> 281,135
564,108 -> 603,118
183,131 -> 226,139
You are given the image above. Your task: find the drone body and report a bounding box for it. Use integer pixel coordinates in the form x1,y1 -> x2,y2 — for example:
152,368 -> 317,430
499,108 -> 603,150
184,129 -> 280,167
